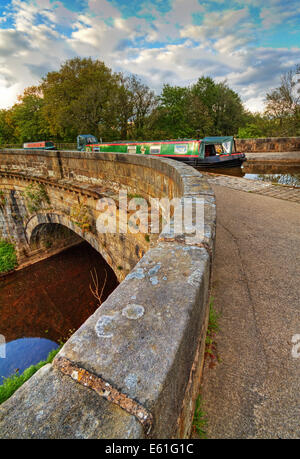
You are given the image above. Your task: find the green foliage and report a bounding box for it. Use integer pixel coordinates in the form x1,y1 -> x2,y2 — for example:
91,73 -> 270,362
23,183 -> 50,214
41,58 -> 119,140
205,297 -> 221,365
207,297 -> 220,335
151,77 -> 247,139
0,347 -> 60,405
0,190 -> 6,207
192,395 -> 208,438
0,109 -> 18,144
11,86 -> 50,143
70,201 -> 91,232
0,239 -> 17,273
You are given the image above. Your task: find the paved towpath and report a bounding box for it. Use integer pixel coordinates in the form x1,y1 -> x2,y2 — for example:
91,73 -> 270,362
203,172 -> 300,203
200,178 -> 300,438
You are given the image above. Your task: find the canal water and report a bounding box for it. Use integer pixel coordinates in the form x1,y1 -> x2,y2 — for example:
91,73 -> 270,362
0,241 -> 118,383
198,163 -> 300,187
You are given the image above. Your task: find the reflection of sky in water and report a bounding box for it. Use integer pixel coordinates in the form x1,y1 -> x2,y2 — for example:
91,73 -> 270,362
0,338 -> 58,383
0,242 -> 119,386
244,173 -> 300,187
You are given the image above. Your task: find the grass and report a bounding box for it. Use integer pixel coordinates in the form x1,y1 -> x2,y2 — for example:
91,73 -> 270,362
207,297 -> 220,338
192,297 -> 221,439
0,239 -> 18,273
0,347 -> 61,405
192,395 -> 208,438
205,296 -> 221,365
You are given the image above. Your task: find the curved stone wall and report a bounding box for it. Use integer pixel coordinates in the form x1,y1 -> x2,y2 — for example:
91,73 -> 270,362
0,150 -> 216,439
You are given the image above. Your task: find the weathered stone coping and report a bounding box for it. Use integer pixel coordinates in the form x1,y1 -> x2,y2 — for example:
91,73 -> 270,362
0,152 -> 216,439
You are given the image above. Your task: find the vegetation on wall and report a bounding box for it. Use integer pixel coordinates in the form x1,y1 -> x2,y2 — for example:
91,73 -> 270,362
0,239 -> 17,273
0,191 -> 6,209
23,183 -> 50,214
70,201 -> 91,232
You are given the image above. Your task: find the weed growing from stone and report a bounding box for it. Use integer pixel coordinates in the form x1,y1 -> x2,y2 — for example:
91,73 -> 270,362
23,183 -> 50,214
205,297 -> 221,367
70,202 -> 91,232
192,395 -> 208,438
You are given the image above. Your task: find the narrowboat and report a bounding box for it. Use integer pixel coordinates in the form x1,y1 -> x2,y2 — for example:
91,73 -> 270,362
23,141 -> 56,150
76,135 -> 246,168
198,136 -> 246,167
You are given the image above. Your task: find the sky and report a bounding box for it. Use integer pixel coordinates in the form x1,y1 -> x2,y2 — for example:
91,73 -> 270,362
0,0 -> 300,112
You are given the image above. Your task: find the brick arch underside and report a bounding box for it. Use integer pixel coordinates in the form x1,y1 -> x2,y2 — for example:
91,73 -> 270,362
25,212 -> 116,275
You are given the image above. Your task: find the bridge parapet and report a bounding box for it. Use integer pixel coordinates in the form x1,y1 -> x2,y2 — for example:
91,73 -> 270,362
0,149 -> 216,438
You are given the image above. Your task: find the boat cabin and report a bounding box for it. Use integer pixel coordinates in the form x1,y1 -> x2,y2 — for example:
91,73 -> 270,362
23,141 -> 56,150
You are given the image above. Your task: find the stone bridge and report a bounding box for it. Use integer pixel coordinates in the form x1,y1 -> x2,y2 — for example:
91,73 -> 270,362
0,149 -> 216,438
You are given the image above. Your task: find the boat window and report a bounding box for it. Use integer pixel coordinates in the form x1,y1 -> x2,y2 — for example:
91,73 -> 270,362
222,141 -> 231,154
150,145 -> 161,154
174,144 -> 188,154
87,136 -> 97,144
128,146 -> 137,153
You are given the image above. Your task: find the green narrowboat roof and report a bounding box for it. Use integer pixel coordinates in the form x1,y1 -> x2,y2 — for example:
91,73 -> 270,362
201,136 -> 234,144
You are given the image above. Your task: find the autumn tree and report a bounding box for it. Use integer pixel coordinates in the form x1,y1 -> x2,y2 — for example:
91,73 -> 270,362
264,66 -> 300,136
0,109 -> 17,144
10,86 -> 50,142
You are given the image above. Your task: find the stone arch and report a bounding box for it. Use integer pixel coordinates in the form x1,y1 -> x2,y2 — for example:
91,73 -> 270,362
24,212 -> 115,275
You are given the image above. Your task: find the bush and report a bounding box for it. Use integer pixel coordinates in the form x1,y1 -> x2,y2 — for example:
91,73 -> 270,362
0,240 -> 17,273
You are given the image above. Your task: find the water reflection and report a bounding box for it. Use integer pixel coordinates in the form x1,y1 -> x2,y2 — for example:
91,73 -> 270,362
0,241 -> 118,381
198,163 -> 300,187
0,338 -> 58,384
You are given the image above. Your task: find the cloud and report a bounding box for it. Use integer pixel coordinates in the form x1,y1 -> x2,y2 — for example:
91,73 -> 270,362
0,29 -> 31,56
180,7 -> 251,43
260,0 -> 300,28
0,0 -> 299,113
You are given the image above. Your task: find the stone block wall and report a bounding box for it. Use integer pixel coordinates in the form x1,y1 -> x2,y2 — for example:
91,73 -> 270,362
0,150 -> 216,438
236,137 -> 300,153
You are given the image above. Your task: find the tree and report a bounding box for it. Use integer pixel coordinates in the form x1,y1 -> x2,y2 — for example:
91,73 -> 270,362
0,109 -> 17,145
151,84 -> 192,139
115,74 -> 158,140
151,77 -> 247,139
10,86 -> 50,143
188,77 -> 246,136
41,57 -> 122,141
264,66 -> 300,136
126,75 -> 157,139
